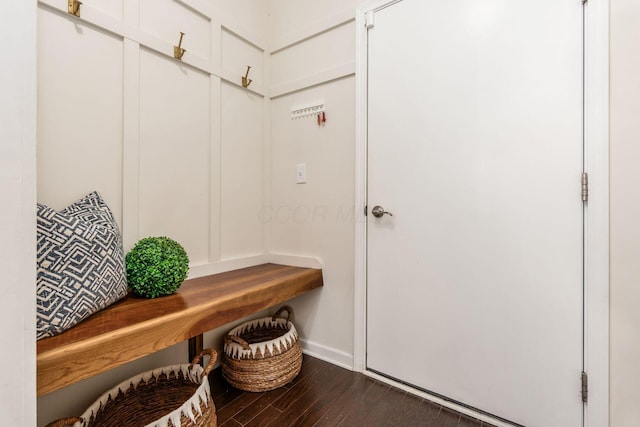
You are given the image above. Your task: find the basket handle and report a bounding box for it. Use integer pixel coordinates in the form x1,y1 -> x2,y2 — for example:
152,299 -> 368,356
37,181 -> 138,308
45,417 -> 83,427
224,334 -> 250,350
272,305 -> 293,322
190,348 -> 218,379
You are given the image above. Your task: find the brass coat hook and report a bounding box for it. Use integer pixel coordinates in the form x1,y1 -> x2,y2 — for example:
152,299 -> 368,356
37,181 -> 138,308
242,66 -> 252,88
174,32 -> 186,60
68,0 -> 82,17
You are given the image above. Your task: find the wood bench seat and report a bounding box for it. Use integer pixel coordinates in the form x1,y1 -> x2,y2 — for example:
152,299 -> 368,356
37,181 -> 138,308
37,263 -> 323,396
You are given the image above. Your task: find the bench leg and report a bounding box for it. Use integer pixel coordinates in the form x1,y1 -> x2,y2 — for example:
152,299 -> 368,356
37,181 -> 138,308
188,333 -> 204,363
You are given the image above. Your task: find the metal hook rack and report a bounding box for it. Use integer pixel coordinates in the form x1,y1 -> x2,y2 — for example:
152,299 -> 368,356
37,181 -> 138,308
291,102 -> 325,120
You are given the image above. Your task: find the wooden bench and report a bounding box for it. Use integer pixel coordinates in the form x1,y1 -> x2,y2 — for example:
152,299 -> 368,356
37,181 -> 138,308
37,263 -> 323,396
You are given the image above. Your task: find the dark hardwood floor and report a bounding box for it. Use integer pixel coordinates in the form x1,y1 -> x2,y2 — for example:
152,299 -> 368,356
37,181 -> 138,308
209,354 -> 495,427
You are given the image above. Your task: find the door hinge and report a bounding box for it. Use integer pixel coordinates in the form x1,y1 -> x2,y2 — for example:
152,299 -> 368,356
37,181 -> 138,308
365,11 -> 375,29
364,205 -> 368,216
581,371 -> 588,403
582,172 -> 589,202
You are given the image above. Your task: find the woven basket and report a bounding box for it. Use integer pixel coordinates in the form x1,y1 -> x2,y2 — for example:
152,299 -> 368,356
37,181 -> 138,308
46,349 -> 218,427
222,306 -> 302,392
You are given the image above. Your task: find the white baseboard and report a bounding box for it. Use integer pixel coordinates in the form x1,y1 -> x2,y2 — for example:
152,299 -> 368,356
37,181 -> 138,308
299,338 -> 353,371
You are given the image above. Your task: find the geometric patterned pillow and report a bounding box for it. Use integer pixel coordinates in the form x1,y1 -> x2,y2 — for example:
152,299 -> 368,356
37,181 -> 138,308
61,191 -> 119,230
36,192 -> 128,340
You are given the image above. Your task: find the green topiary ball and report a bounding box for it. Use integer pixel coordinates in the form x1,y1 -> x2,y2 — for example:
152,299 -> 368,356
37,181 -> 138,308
125,236 -> 190,298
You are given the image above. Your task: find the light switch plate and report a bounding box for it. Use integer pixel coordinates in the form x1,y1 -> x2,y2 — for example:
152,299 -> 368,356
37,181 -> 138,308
296,163 -> 307,184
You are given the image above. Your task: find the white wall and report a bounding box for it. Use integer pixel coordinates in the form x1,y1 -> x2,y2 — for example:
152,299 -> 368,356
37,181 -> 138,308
36,0 -> 270,424
610,1 -> 640,425
30,0 -> 640,425
266,0 -> 363,368
268,0 -> 358,48
269,76 -> 356,366
37,0 -> 269,261
0,1 -> 37,425
268,1 -> 637,426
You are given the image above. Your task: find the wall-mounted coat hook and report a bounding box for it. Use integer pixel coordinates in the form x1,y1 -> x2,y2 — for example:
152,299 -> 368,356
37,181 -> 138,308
242,66 -> 253,88
68,0 -> 82,17
174,32 -> 186,60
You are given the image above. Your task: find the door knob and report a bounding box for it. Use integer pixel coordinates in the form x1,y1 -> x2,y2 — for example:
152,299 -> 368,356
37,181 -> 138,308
371,205 -> 393,218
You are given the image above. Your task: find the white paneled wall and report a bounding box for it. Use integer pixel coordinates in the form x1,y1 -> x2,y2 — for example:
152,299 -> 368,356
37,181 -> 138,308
37,10 -> 124,224
138,48 -> 212,265
24,0 -> 640,425
140,0 -> 212,61
214,0 -> 269,48
89,0 -> 122,20
221,29 -> 265,88
265,1 -> 363,369
270,77 -> 356,367
268,0 -> 358,49
36,0 -> 268,424
220,82 -> 265,259
37,0 -> 268,264
270,20 -> 355,95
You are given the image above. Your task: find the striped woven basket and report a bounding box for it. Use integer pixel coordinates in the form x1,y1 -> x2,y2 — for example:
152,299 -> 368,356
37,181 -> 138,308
46,349 -> 217,427
222,306 -> 302,392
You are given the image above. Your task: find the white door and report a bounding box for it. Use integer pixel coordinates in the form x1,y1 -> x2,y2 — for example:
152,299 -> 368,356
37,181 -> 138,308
366,1 -> 585,426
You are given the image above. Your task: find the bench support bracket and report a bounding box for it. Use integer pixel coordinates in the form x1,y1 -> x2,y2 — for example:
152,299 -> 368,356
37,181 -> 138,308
188,334 -> 204,364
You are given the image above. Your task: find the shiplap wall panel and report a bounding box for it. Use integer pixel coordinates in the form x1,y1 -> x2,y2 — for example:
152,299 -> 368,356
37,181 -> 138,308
37,9 -> 124,224
138,48 -> 212,265
220,82 -> 265,259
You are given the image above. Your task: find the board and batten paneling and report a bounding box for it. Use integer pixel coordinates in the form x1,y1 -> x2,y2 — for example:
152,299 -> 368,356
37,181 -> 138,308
214,0 -> 269,46
221,28 -> 265,88
37,8 -> 124,224
269,76 -> 356,365
37,1 -> 268,423
37,0 -> 268,267
138,48 -> 212,266
268,0 -> 357,50
270,20 -> 354,91
262,3 -> 360,370
220,81 -> 265,259
90,0 -> 123,20
140,0 -> 212,62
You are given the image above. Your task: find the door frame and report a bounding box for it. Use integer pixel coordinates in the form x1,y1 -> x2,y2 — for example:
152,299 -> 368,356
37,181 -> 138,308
353,0 -> 610,425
